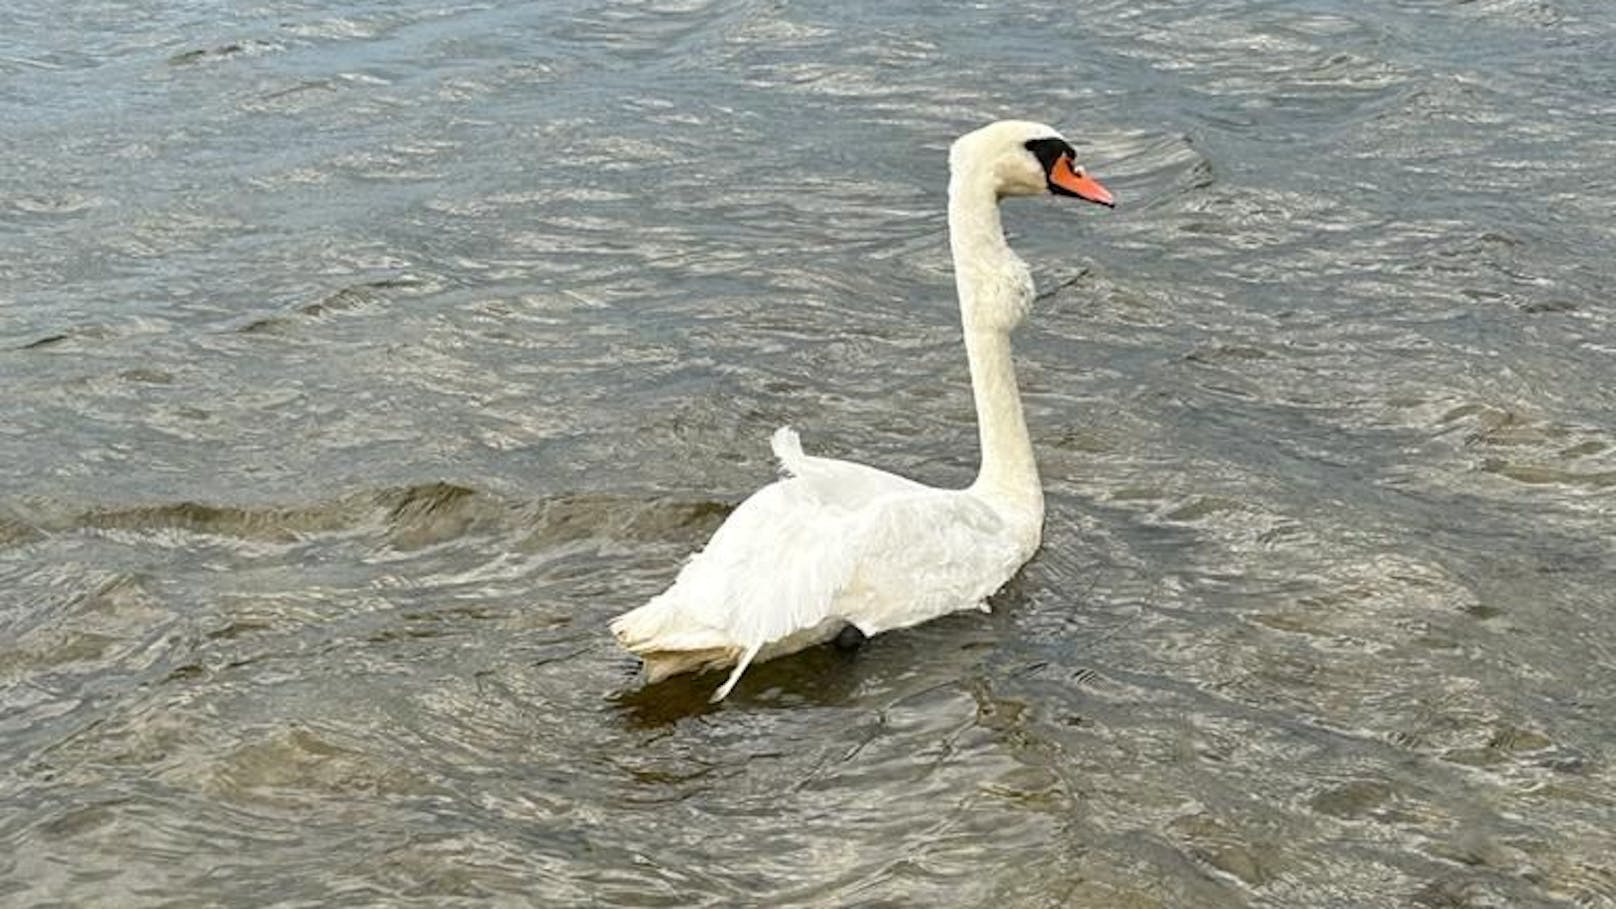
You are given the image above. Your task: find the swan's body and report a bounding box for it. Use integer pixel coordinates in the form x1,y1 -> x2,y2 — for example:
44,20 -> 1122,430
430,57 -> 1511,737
611,121 -> 1114,700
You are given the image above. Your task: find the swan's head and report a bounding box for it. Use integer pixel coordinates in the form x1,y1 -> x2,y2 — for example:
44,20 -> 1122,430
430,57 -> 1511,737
949,120 -> 1114,207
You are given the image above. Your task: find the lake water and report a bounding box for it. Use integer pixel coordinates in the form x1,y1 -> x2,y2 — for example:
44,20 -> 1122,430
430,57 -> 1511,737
3,0 -> 1614,906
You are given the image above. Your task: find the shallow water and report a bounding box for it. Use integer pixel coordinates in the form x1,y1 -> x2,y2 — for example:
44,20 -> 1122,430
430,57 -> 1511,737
4,0 -> 1615,906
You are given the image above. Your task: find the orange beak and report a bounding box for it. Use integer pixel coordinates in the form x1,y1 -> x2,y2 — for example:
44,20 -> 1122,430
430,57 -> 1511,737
1050,154 -> 1115,208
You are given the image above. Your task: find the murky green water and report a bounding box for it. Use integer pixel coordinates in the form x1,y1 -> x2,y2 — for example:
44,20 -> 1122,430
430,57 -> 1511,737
4,0 -> 1614,906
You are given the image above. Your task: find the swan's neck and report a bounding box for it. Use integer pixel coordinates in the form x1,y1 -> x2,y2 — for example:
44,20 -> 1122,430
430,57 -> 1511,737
948,174 -> 1043,525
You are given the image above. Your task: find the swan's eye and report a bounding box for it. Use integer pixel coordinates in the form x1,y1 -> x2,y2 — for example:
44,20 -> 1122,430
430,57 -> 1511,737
1023,137 -> 1075,175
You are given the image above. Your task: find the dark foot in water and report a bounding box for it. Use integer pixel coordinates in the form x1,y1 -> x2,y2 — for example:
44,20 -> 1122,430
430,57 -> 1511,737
833,624 -> 867,651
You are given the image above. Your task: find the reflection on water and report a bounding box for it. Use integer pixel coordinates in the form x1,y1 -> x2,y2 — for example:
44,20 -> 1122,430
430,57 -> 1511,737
3,0 -> 1615,905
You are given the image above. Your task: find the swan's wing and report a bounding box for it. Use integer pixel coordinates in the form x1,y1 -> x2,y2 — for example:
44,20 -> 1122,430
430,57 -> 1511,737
621,473 -> 860,699
614,427 -> 1026,701
655,473 -> 861,650
614,429 -> 903,672
628,490 -> 1021,695
836,489 -> 1029,637
770,427 -> 1030,635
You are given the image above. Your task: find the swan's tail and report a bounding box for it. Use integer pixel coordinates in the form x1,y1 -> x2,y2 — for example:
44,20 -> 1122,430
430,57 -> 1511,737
610,596 -> 742,686
771,425 -> 809,477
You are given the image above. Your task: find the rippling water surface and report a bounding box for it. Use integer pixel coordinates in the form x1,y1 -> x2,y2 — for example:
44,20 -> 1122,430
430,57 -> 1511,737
4,1 -> 1615,906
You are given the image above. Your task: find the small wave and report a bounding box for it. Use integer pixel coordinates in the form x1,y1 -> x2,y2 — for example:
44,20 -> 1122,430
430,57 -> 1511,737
3,487 -> 734,553
520,494 -> 732,549
232,276 -> 430,336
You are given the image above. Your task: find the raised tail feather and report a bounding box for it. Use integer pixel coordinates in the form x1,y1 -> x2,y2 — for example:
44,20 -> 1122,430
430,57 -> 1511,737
771,425 -> 808,477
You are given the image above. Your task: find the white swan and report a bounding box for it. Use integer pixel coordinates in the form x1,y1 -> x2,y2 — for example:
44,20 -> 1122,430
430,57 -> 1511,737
611,120 -> 1115,700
